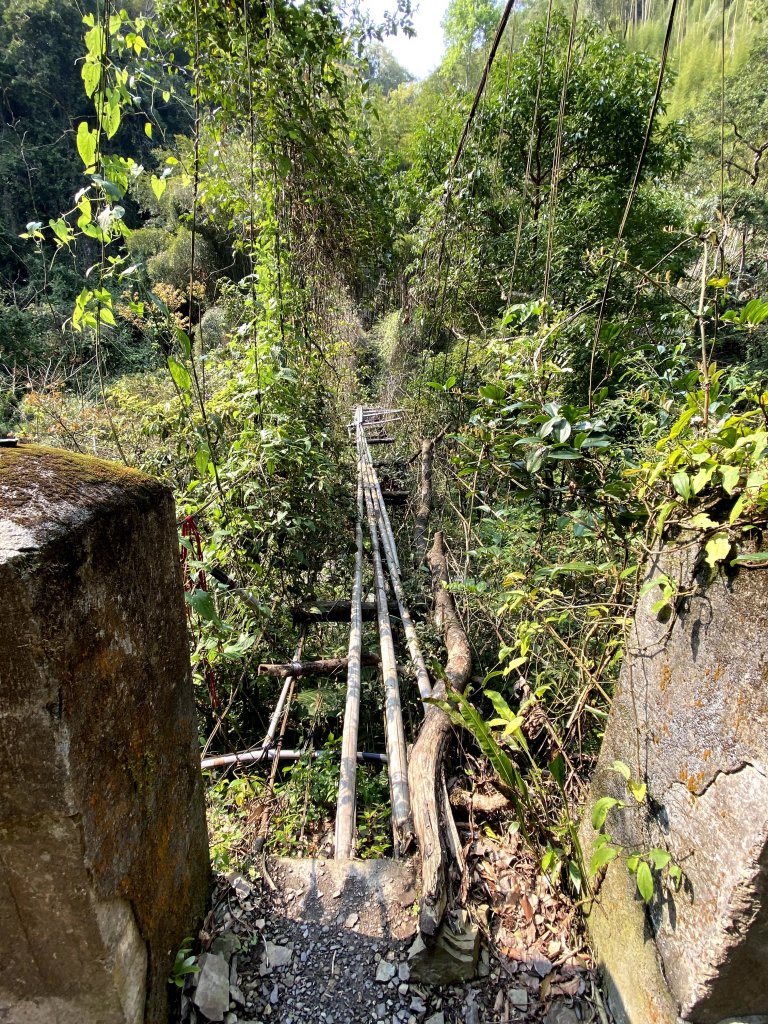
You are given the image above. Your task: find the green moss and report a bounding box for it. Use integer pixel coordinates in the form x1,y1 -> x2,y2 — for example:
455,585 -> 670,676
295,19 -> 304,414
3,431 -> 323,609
0,444 -> 164,529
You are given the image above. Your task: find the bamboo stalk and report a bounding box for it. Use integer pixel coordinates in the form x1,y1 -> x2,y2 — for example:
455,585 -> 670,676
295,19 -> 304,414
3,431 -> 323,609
360,436 -> 432,704
201,749 -> 388,769
260,636 -> 304,749
414,438 -> 435,563
335,434 -> 366,860
359,425 -> 413,850
361,432 -> 401,574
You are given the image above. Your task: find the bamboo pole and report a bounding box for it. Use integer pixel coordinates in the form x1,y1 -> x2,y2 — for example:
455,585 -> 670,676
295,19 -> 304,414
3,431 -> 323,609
414,438 -> 435,564
359,424 -> 413,850
259,637 -> 304,750
202,749 -> 388,769
335,427 -> 366,860
361,432 -> 401,574
360,435 -> 432,703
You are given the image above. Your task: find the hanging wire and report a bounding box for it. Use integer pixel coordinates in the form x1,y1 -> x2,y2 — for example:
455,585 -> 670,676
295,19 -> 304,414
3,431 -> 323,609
509,0 -> 555,290
184,0 -> 226,501
587,0 -> 681,413
242,0 -> 264,428
542,0 -> 580,305
421,0 -> 518,329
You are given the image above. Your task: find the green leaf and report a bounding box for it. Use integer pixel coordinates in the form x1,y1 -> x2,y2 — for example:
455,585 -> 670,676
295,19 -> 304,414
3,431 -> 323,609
186,589 -> 216,622
628,779 -> 647,803
77,121 -> 98,172
648,848 -> 671,870
731,550 -> 768,565
568,859 -> 582,893
668,863 -> 683,888
669,406 -> 694,440
49,218 -> 73,245
592,796 -> 622,830
691,464 -> 716,494
720,464 -> 741,495
82,61 -> 101,98
151,175 -> 167,201
546,448 -> 582,460
636,860 -> 654,903
741,298 -> 768,326
611,760 -> 631,781
144,121 -> 153,138
687,512 -> 719,530
549,752 -> 565,787
168,355 -> 191,392
101,93 -> 121,140
195,446 -> 210,476
479,384 -> 505,402
174,328 -> 192,358
705,532 -> 731,568
589,843 -> 618,876
277,154 -> 292,179
671,471 -> 693,500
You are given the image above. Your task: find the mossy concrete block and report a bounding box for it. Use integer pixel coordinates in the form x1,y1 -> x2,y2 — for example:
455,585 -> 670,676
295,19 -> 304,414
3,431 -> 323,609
0,445 -> 210,1024
583,542 -> 768,1024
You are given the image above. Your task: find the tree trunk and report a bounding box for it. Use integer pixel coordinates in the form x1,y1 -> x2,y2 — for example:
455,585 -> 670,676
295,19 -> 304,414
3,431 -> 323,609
409,531 -> 471,939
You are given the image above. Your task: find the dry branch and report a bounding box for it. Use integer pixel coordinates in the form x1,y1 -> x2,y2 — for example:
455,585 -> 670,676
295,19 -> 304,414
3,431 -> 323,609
414,438 -> 435,564
409,530 -> 471,939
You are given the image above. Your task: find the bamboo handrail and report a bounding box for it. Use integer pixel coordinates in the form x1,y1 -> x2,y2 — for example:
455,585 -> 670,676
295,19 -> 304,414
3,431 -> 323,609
359,423 -> 413,850
335,433 -> 366,859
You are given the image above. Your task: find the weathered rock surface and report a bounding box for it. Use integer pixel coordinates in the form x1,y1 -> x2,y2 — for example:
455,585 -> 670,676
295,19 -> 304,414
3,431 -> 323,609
583,541 -> 768,1024
0,445 -> 210,1024
193,953 -> 230,1022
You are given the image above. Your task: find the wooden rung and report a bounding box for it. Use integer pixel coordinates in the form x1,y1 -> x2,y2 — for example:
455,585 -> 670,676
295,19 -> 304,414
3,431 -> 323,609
291,599 -> 401,622
257,654 -> 380,678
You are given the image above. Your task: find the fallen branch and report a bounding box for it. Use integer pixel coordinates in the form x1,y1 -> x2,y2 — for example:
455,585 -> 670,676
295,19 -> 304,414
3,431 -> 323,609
409,530 -> 471,940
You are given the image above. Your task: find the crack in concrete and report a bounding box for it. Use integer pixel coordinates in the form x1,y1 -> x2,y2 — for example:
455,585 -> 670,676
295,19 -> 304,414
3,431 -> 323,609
690,760 -> 765,799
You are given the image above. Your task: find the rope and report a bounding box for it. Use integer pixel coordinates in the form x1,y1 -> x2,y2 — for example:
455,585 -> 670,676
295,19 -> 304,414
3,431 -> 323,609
587,0 -> 680,413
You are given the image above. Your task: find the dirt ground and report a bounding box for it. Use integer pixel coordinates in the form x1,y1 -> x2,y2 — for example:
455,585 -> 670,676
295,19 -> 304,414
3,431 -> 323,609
179,843 -> 613,1024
